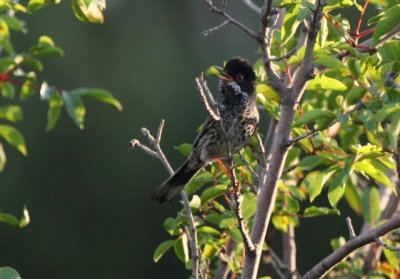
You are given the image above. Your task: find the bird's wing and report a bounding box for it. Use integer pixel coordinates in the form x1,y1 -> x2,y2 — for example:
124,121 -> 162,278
192,116 -> 215,148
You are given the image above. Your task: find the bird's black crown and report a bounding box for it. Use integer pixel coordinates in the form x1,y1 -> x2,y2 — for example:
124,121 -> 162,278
224,57 -> 256,84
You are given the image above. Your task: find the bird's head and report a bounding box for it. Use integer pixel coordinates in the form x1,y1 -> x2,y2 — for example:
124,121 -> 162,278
215,57 -> 256,95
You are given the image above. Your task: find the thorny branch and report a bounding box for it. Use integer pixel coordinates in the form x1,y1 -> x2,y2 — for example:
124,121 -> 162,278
130,120 -> 202,279
195,73 -> 256,254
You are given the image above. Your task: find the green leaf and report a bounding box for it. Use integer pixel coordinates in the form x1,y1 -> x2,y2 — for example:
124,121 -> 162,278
328,170 -> 348,207
344,180 -> 362,214
153,240 -> 174,263
297,2 -> 313,21
72,0 -> 105,23
28,0 -> 60,12
200,184 -> 226,204
388,112 -> 400,150
354,160 -> 395,192
242,192 -> 256,219
293,109 -> 336,127
62,90 -> 85,129
314,56 -> 347,72
309,170 -> 335,202
20,80 -> 37,101
0,125 -> 27,155
377,41 -> 400,71
0,105 -> 23,123
74,88 -> 122,111
372,104 -> 400,128
30,35 -> 64,57
174,143 -> 192,157
0,212 -> 19,226
0,267 -> 22,279
174,234 -> 189,263
372,5 -> 400,47
345,86 -> 366,106
189,195 -> 201,209
184,171 -> 213,196
383,243 -> 400,270
0,143 -> 6,172
307,75 -> 348,91
0,81 -> 15,99
361,187 -> 381,225
46,91 -> 63,131
19,207 -> 30,228
303,206 -> 340,217
0,15 -> 25,32
298,156 -> 328,171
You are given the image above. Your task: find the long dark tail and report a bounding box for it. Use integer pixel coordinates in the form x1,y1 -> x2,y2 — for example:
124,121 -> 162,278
152,160 -> 202,204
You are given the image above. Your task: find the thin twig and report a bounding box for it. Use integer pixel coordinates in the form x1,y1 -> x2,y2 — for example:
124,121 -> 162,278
375,237 -> 400,251
302,215 -> 400,279
131,120 -> 201,279
202,20 -> 230,36
346,217 -> 356,239
240,151 -> 259,183
195,73 -> 221,121
267,49 -> 296,63
241,0 -> 261,14
282,225 -> 298,279
201,0 -> 262,41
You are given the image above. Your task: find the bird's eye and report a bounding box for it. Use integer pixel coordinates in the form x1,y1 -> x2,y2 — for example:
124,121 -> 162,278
237,74 -> 244,82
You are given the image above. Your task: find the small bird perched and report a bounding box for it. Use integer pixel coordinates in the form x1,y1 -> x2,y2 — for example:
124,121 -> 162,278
152,57 -> 259,203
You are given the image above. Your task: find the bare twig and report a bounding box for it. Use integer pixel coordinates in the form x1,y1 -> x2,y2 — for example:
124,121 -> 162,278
131,120 -> 201,279
201,0 -> 262,41
267,49 -> 296,63
242,0 -> 261,14
240,151 -> 259,185
195,73 -> 221,121
346,217 -> 356,239
375,237 -> 400,251
202,20 -> 230,36
215,237 -> 236,279
302,215 -> 400,279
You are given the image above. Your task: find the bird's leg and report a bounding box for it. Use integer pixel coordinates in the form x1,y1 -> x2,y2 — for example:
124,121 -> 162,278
216,160 -> 231,177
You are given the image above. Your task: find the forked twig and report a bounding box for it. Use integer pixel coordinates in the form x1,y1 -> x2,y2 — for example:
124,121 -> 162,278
130,120 -> 201,279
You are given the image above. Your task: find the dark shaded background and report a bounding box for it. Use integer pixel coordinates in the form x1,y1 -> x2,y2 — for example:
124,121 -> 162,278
0,1 -> 364,278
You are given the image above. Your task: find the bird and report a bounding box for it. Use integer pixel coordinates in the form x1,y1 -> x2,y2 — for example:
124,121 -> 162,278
152,57 -> 259,203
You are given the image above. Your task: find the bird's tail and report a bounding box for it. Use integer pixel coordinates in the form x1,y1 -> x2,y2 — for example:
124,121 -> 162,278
152,159 -> 202,204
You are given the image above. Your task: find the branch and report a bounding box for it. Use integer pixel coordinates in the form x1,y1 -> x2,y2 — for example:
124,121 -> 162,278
130,120 -> 201,279
241,2 -> 326,278
346,217 -> 356,239
215,237 -> 236,279
201,0 -> 261,41
302,215 -> 400,279
282,225 -> 298,279
195,73 -> 221,121
202,20 -> 230,36
375,237 -> 400,251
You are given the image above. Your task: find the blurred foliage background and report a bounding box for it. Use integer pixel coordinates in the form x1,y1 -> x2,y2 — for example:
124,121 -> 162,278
0,1 -> 364,278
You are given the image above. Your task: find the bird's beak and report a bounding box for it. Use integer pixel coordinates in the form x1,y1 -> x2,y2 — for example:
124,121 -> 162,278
214,66 -> 233,82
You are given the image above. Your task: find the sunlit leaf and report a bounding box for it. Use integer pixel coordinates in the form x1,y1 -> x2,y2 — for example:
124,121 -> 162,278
309,169 -> 335,202
30,35 -> 64,57
74,88 -> 122,111
0,105 -> 23,123
328,170 -> 348,207
0,81 -> 15,99
242,192 -> 256,219
174,143 -> 192,157
0,125 -> 27,155
293,109 -> 336,128
174,234 -> 189,263
377,41 -> 400,71
303,206 -> 340,217
46,91 -> 63,131
371,5 -> 400,47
